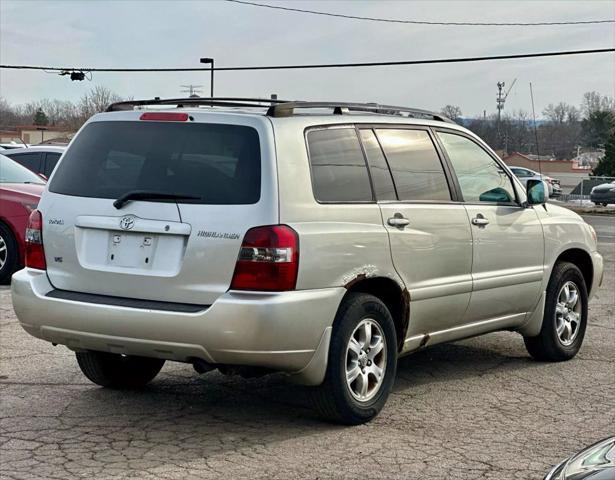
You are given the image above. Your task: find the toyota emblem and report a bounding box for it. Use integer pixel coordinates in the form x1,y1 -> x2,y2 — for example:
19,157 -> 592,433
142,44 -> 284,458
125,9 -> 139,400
119,215 -> 136,230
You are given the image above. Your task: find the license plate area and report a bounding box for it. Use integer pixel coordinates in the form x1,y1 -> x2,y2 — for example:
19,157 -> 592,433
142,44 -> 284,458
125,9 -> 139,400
75,227 -> 186,277
108,232 -> 157,268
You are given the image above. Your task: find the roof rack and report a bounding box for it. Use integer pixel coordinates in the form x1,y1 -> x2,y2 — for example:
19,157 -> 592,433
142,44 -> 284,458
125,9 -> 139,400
106,97 -> 454,123
266,101 -> 454,122
106,97 -> 287,112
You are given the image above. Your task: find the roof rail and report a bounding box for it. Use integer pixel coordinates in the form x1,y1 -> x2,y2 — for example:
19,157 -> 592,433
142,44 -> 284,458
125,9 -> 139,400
266,101 -> 454,123
106,97 -> 288,112
105,97 -> 454,123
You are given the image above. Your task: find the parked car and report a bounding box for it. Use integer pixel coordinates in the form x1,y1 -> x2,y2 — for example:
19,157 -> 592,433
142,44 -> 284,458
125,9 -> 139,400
544,437 -> 615,480
11,98 -> 603,424
590,180 -> 615,206
510,166 -> 562,197
2,146 -> 67,178
0,143 -> 27,150
0,154 -> 45,283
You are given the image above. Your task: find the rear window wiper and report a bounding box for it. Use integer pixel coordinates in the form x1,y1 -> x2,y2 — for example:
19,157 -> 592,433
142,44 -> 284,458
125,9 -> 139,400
113,190 -> 202,209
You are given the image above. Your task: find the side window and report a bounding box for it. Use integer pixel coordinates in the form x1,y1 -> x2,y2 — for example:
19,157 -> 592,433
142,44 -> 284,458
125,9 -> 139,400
359,129 -> 397,201
375,129 -> 451,201
512,168 -> 530,177
9,152 -> 42,173
437,132 -> 516,203
44,152 -> 62,177
307,128 -> 373,202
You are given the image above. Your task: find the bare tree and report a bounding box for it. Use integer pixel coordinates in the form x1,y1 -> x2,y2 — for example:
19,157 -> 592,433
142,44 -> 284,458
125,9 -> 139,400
441,105 -> 463,122
78,85 -> 123,122
581,91 -> 615,117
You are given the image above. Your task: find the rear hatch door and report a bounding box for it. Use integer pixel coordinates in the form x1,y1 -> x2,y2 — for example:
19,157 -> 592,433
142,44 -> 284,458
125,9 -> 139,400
41,112 -> 276,305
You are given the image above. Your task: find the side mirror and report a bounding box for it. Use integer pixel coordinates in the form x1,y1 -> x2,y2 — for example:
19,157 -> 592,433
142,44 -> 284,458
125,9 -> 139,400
526,179 -> 546,205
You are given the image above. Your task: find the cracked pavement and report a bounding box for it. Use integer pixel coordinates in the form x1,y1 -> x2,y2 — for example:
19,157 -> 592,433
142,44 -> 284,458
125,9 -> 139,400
1,216 -> 614,480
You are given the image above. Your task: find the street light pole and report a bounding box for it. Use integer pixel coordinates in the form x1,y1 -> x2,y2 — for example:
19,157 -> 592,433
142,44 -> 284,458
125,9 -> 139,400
199,57 -> 214,98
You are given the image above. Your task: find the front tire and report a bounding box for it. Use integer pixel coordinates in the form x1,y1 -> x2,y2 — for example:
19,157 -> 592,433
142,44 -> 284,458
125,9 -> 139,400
313,293 -> 397,425
524,262 -> 588,361
76,351 -> 165,388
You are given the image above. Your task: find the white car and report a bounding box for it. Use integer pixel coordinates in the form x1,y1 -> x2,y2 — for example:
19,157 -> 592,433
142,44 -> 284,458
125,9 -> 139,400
11,98 -> 603,424
2,145 -> 66,178
510,166 -> 562,197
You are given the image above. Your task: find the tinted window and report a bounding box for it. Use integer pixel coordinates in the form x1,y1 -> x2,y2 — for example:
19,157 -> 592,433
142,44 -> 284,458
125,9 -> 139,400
49,121 -> 261,204
0,155 -> 45,184
307,128 -> 372,202
375,129 -> 450,201
9,152 -> 42,173
437,132 -> 516,203
359,129 -> 397,201
511,168 -> 532,177
44,152 -> 62,176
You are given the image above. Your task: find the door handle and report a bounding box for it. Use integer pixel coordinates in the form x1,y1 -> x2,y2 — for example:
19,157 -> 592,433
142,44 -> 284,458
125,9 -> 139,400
471,214 -> 489,226
387,215 -> 410,227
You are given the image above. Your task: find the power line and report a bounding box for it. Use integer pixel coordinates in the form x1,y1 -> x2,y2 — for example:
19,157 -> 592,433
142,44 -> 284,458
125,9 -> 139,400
1,48 -> 614,74
225,0 -> 615,26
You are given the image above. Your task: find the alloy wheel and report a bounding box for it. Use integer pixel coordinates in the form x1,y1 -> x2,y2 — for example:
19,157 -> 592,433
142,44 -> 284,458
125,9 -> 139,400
0,233 -> 7,271
345,318 -> 387,402
555,281 -> 582,346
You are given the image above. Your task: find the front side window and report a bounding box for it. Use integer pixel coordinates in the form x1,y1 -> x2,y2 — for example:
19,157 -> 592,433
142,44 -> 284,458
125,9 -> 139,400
437,132 -> 516,204
307,128 -> 373,202
375,129 -> 451,201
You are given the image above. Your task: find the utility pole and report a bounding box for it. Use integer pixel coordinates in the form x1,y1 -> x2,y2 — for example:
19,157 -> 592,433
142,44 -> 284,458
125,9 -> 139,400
496,79 -> 517,148
180,84 -> 203,97
497,81 -> 505,129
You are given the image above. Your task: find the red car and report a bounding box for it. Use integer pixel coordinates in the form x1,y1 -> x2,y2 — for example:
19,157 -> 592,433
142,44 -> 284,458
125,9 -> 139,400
0,154 -> 46,283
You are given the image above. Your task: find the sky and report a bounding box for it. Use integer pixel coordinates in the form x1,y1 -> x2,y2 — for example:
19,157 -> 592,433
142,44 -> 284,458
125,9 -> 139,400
1,0 -> 614,118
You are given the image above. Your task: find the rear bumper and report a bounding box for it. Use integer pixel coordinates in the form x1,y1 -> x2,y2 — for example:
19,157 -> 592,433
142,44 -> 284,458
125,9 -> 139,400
11,268 -> 345,385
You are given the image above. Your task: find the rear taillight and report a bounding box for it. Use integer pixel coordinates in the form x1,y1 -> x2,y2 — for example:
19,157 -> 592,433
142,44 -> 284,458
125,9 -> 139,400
230,225 -> 299,291
25,209 -> 46,270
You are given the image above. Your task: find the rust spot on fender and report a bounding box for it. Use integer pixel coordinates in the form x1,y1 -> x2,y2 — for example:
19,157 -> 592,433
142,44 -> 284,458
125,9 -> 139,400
344,273 -> 367,289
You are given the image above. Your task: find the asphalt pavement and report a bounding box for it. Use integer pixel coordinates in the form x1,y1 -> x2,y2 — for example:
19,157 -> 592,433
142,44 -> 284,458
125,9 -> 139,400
1,215 -> 613,480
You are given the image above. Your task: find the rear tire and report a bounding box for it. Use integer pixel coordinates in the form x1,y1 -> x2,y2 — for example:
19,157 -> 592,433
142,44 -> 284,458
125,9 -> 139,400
313,293 -> 397,425
0,223 -> 18,284
76,351 -> 165,388
524,262 -> 588,362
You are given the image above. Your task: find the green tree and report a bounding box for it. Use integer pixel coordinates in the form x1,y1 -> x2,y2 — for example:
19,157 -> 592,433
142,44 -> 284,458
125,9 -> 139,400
581,110 -> 615,148
593,133 -> 615,177
33,108 -> 49,126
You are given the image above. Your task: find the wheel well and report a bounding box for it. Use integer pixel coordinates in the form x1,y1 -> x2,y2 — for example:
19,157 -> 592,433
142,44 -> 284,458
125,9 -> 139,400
556,248 -> 593,293
345,277 -> 409,351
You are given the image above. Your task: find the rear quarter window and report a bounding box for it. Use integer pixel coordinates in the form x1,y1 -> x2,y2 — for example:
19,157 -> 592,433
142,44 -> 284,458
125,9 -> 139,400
306,128 -> 373,202
49,121 -> 261,205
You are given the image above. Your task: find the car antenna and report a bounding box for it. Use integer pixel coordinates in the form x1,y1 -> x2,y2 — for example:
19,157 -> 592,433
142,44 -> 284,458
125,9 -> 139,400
529,82 -> 547,210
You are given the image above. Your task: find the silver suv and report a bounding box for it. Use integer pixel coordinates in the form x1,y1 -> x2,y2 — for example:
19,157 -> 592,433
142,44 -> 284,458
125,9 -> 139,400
11,98 -> 604,424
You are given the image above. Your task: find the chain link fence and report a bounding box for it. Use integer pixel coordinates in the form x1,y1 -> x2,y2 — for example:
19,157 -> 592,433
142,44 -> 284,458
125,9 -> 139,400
557,176 -> 615,204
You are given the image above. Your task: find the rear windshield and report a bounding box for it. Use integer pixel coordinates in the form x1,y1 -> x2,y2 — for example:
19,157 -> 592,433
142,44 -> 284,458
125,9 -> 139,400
49,121 -> 261,204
